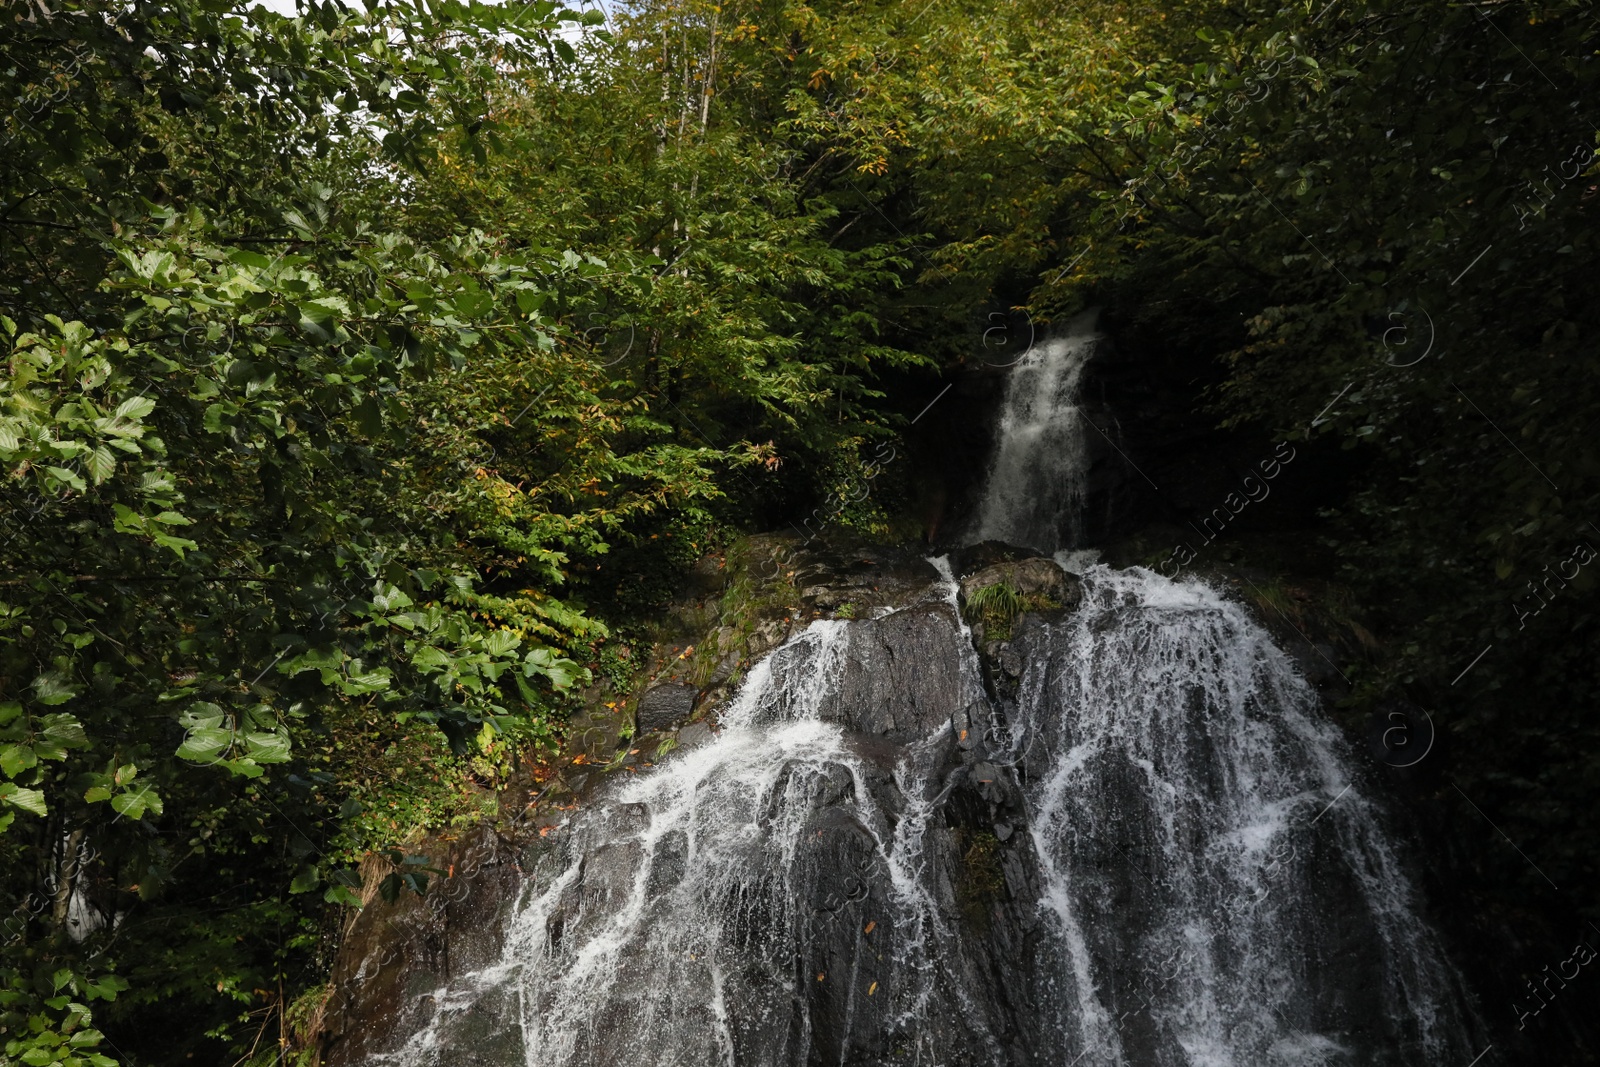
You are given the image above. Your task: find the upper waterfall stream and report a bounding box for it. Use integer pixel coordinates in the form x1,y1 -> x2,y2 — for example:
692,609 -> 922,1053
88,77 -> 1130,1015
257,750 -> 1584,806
349,325 -> 1479,1066
971,312 -> 1098,551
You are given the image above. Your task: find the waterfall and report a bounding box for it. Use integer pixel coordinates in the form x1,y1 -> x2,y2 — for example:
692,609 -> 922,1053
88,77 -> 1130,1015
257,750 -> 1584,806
348,317 -> 1479,1066
1014,566 -> 1477,1066
363,599 -> 1024,1066
971,311 -> 1099,552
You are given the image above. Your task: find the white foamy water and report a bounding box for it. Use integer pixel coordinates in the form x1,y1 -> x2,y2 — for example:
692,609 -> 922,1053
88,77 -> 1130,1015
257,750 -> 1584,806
1019,565 -> 1477,1066
971,311 -> 1099,552
365,612 -> 1001,1066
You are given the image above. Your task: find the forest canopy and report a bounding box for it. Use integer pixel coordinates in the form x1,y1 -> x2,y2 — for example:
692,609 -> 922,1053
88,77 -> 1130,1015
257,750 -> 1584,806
2,0 -> 1595,1062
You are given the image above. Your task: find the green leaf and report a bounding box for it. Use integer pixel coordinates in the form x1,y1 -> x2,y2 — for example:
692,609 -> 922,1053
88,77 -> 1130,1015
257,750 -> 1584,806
378,871 -> 403,903
110,790 -> 152,819
85,444 -> 116,484
176,727 -> 232,762
323,884 -> 363,908
0,743 -> 36,778
115,395 -> 156,420
0,782 -> 48,817
243,730 -> 291,764
33,674 -> 81,706
46,465 -> 88,492
354,395 -> 384,436
225,758 -> 265,779
41,714 -> 89,749
341,668 -> 392,695
412,646 -> 451,672
454,290 -> 494,318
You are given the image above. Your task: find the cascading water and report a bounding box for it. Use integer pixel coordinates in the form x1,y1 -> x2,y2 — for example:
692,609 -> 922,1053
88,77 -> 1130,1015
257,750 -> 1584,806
971,311 -> 1099,551
1010,567 -> 1477,1065
349,317 -> 1480,1066
363,593 -> 1027,1067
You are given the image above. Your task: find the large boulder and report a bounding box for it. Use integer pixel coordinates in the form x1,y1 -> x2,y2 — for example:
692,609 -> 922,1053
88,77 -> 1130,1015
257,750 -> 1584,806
958,557 -> 1082,613
949,539 -> 1044,577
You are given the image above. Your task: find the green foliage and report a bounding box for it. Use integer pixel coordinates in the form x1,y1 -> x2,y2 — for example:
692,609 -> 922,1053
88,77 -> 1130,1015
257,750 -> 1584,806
963,581 -> 1057,642
0,0 -> 944,1059
0,967 -> 126,1067
964,582 -> 1025,633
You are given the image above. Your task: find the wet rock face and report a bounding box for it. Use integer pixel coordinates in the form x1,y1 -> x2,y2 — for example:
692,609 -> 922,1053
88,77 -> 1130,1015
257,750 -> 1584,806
948,539 -> 1045,576
311,549 -> 1477,1067
314,574 -> 1053,1067
780,538 -> 944,618
315,827 -> 526,1066
825,606 -> 967,743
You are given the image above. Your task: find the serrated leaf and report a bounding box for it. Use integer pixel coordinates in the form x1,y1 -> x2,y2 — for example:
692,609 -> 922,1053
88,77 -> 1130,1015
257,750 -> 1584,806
412,646 -> 451,672
33,674 -> 80,706
110,790 -> 151,819
84,785 -> 112,803
0,743 -> 36,778
484,629 -> 519,657
225,757 -> 265,778
115,396 -> 156,420
378,871 -> 403,903
46,465 -> 87,492
341,668 -> 391,695
41,713 -> 89,748
85,444 -> 116,483
0,782 -> 47,816
176,726 -> 232,762
243,730 -> 291,763
178,702 -> 226,730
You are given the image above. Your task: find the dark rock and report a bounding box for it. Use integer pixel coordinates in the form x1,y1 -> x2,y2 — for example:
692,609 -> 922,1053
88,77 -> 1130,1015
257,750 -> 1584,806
676,721 -> 716,752
950,539 -> 1045,577
707,649 -> 740,685
635,681 -> 699,734
784,538 -> 942,615
824,606 -> 968,743
958,556 -> 1082,612
316,827 -> 527,1066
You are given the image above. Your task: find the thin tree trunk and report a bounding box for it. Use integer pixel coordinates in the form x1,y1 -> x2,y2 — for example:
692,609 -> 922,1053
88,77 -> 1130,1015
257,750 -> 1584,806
51,827 -> 86,929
